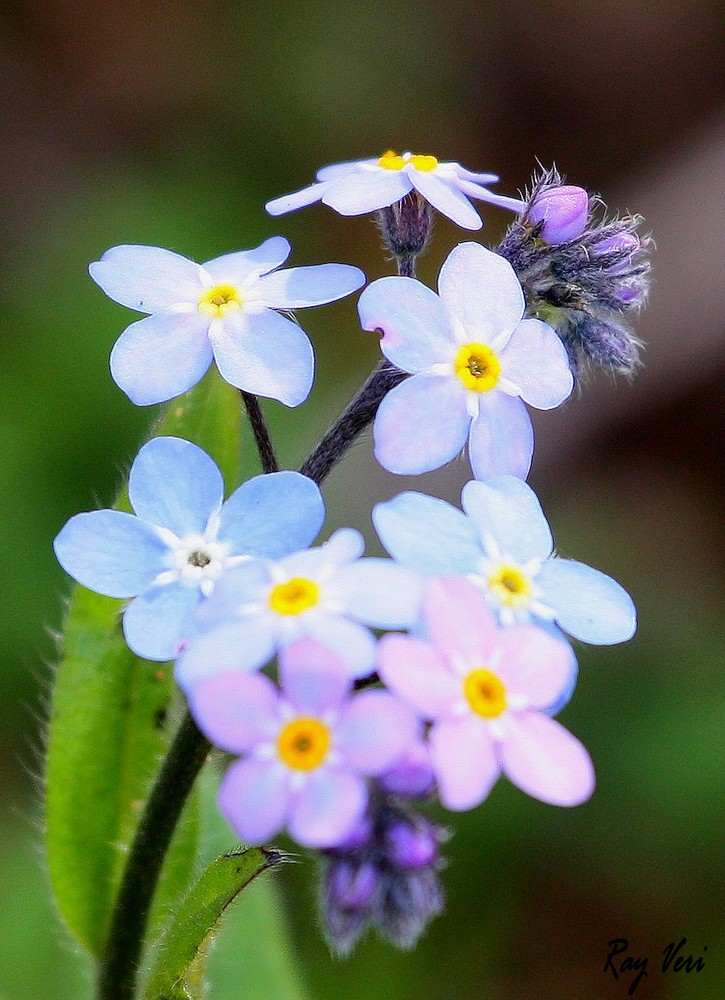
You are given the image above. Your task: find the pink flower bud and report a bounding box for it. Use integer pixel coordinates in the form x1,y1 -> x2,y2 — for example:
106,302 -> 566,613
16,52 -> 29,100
529,185 -> 589,243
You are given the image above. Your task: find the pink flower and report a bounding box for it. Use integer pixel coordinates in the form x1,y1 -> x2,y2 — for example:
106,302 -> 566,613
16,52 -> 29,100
377,577 -> 594,810
189,638 -> 418,848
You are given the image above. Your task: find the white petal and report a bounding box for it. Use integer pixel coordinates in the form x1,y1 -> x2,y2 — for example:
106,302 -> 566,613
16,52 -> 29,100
322,169 -> 412,215
410,171 -> 483,229
89,245 -> 204,313
251,263 -> 365,309
500,319 -> 573,409
203,237 -> 291,283
461,477 -> 553,562
468,393 -> 533,480
437,243 -> 525,342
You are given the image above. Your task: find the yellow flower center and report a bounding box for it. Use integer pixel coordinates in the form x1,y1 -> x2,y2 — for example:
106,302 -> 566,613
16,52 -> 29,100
453,342 -> 502,392
198,283 -> 243,317
464,668 -> 507,718
268,577 -> 320,616
277,717 -> 331,770
487,565 -> 532,608
377,150 -> 439,172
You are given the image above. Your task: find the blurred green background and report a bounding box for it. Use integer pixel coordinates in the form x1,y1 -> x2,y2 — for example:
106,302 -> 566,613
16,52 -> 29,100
0,2 -> 722,998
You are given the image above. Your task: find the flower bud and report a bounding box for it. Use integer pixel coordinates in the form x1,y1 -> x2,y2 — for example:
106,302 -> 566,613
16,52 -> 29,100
384,818 -> 439,869
379,741 -> 436,798
328,859 -> 379,910
529,185 -> 589,243
592,230 -> 640,258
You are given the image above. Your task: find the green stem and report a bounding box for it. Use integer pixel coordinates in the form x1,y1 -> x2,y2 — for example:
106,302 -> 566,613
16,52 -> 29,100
97,712 -> 211,1000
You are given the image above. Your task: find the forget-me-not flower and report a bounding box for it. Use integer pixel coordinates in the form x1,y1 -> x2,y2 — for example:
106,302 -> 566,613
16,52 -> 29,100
90,238 -> 365,406
176,527 -> 424,688
265,151 -> 524,230
373,475 -> 636,646
53,436 -> 325,661
357,242 -> 573,479
378,577 -> 594,810
188,637 -> 418,847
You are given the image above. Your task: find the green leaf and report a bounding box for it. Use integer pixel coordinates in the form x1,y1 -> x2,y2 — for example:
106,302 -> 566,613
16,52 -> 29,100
46,372 -> 244,955
142,849 -> 284,1000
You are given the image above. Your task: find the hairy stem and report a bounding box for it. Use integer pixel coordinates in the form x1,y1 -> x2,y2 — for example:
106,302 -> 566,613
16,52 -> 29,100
97,712 -> 211,1000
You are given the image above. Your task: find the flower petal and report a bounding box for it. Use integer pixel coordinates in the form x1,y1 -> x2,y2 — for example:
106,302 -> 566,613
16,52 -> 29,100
288,768 -> 367,847
461,477 -> 553,562
122,583 -> 201,661
536,559 -> 637,645
501,318 -> 573,409
335,690 -> 418,774
174,620 -> 276,692
468,393 -> 533,480
316,159 -> 374,181
357,277 -> 456,372
109,312 -> 213,406
278,638 -> 352,715
203,237 -> 292,283
495,625 -> 577,709
437,243 -> 524,342
430,716 -> 500,811
218,758 -> 289,843
499,712 -> 595,806
218,471 -> 325,559
377,634 -> 460,719
455,178 -> 525,214
279,528 -> 364,580
189,670 -> 280,753
322,169 -> 412,215
410,170 -> 482,230
53,509 -> 165,597
373,491 -> 481,574
302,615 -> 377,678
251,264 -> 365,309
210,309 -> 313,407
331,559 -> 424,628
373,374 -> 470,475
194,559 -> 273,628
422,576 -> 499,664
89,245 -> 204,313
128,436 -> 223,536
265,182 -> 327,216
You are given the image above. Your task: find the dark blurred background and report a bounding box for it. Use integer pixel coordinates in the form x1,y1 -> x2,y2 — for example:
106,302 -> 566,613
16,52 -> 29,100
0,2 -> 722,998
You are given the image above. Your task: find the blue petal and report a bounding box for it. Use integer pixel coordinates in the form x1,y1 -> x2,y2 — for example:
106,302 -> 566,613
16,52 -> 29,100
252,264 -> 365,309
175,620 -> 277,692
537,559 -> 637,645
109,312 -> 213,406
194,560 -> 273,629
461,477 -> 553,562
332,559 -> 424,628
373,374 -> 470,475
219,471 -> 325,558
302,615 -> 377,678
129,437 -> 224,536
468,392 -> 533,480
122,584 -> 202,661
54,509 -> 165,598
373,492 -> 480,574
210,310 -> 314,407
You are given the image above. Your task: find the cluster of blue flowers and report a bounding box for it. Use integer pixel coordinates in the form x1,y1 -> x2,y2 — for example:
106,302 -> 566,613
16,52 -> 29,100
54,150 -> 649,953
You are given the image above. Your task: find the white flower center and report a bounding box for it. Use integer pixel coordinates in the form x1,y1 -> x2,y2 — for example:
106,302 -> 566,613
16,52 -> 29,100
153,517 -> 249,596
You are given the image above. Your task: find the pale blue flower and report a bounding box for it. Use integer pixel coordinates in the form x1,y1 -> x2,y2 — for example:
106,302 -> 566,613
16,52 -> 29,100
175,528 -> 424,688
89,238 -> 365,406
357,243 -> 573,479
373,475 -> 636,646
53,436 -> 325,660
266,151 -> 524,230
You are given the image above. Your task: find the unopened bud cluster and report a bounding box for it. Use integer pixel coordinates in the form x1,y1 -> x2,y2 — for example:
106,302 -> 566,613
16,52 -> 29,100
497,167 -> 651,377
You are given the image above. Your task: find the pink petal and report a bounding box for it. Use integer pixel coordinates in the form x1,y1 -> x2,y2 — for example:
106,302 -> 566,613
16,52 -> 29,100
218,758 -> 289,843
335,690 -> 418,774
189,671 -> 280,753
495,626 -> 577,709
499,712 -> 595,806
288,768 -> 367,848
422,577 -> 499,666
430,716 -> 500,811
278,638 -> 352,715
377,633 -> 461,719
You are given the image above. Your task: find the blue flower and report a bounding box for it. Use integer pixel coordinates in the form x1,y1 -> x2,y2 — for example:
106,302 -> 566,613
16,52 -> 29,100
373,475 -> 636,646
357,243 -> 573,479
89,238 -> 365,406
266,151 -> 524,230
175,528 -> 424,688
53,436 -> 325,660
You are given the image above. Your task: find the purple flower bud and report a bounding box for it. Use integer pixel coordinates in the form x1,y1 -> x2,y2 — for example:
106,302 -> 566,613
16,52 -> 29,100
592,230 -> 640,257
385,819 -> 439,870
328,859 -> 379,911
335,814 -> 373,851
529,185 -> 589,243
379,741 -> 436,798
